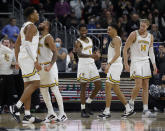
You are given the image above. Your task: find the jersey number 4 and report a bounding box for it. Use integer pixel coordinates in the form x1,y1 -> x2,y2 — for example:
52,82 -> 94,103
141,45 -> 146,51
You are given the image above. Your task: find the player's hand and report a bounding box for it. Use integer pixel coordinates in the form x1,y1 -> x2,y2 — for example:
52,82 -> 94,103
153,64 -> 157,75
44,64 -> 53,72
15,62 -> 20,70
124,63 -> 130,72
105,64 -> 110,74
91,54 -> 98,59
35,61 -> 42,71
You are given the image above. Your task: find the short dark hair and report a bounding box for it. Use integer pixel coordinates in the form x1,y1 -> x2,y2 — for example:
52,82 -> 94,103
109,23 -> 119,32
1,37 -> 11,43
79,24 -> 87,30
68,48 -> 73,54
9,17 -> 16,22
24,7 -> 35,18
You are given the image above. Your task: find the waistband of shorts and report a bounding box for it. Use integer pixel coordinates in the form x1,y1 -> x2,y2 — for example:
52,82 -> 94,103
131,56 -> 149,62
40,61 -> 51,65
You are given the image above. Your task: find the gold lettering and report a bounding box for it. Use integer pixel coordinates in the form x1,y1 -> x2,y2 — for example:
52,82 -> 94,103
84,45 -> 92,50
138,40 -> 149,44
141,45 -> 146,51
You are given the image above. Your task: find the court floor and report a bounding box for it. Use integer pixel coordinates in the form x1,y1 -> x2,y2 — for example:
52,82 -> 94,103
0,112 -> 165,131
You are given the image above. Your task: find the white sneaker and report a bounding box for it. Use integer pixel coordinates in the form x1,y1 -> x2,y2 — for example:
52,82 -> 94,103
44,114 -> 59,123
142,110 -> 156,118
58,113 -> 68,122
129,100 -> 134,111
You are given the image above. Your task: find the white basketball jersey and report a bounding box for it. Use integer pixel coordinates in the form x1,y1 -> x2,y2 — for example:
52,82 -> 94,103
19,21 -> 39,59
0,46 -> 14,75
130,30 -> 151,61
107,36 -> 122,64
38,34 -> 53,63
77,37 -> 94,64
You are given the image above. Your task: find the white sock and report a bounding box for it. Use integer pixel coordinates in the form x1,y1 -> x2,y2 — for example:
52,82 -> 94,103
143,104 -> 148,111
25,110 -> 31,116
86,98 -> 92,104
129,99 -> 134,105
125,104 -> 131,112
81,104 -> 85,110
16,100 -> 23,109
40,88 -> 55,115
103,107 -> 110,114
51,86 -> 65,115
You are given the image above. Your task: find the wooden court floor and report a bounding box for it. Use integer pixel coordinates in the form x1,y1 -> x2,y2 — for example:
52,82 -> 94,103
0,112 -> 165,131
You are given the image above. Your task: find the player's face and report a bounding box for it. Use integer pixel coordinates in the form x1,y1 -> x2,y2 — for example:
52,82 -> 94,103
139,22 -> 148,32
79,27 -> 88,37
38,22 -> 45,31
107,26 -> 114,37
2,40 -> 10,48
32,10 -> 39,22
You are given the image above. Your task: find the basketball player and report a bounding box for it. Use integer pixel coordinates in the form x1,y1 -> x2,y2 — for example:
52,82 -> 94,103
98,24 -> 134,118
74,24 -> 101,118
38,21 -> 67,122
10,7 -> 42,123
123,19 -> 157,117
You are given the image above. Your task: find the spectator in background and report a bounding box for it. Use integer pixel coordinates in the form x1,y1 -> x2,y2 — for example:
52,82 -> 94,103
156,44 -> 165,75
70,0 -> 84,19
150,24 -> 162,42
126,13 -> 139,34
56,37 -> 68,72
66,48 -> 77,72
54,0 -> 71,24
0,38 -> 18,113
1,17 -> 19,42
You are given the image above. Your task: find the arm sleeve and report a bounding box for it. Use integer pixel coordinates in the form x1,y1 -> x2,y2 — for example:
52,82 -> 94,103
149,47 -> 156,65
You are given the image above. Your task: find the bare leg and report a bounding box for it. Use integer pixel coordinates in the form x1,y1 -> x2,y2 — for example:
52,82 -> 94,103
113,84 -> 127,105
131,78 -> 142,100
20,80 -> 40,105
105,82 -> 112,108
80,82 -> 87,105
90,80 -> 101,99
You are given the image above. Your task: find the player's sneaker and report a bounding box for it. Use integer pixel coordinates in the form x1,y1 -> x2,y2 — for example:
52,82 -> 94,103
97,112 -> 111,119
44,114 -> 60,123
9,105 -> 21,123
22,115 -> 43,124
129,100 -> 134,111
121,108 -> 135,118
142,110 -> 156,118
86,103 -> 93,115
81,109 -> 90,118
58,113 -> 68,122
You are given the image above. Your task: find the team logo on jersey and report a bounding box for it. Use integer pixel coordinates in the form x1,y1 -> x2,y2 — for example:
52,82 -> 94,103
4,54 -> 9,61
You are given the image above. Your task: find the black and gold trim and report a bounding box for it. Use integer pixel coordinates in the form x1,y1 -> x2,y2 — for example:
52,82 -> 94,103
22,68 -> 38,78
131,75 -> 152,79
106,74 -> 120,84
77,76 -> 100,82
40,80 -> 59,88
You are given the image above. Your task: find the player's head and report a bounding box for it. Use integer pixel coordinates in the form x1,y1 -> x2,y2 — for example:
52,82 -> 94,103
9,17 -> 16,26
38,20 -> 51,32
1,38 -> 11,48
139,19 -> 150,32
79,24 -> 88,38
24,7 -> 39,22
107,23 -> 119,37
